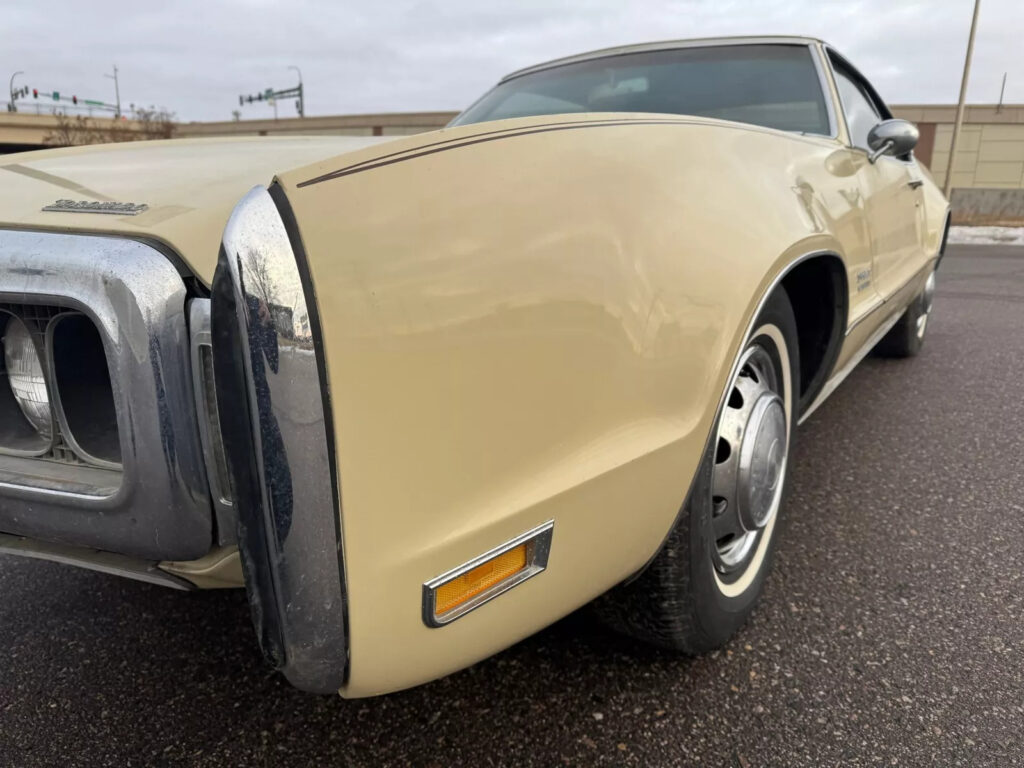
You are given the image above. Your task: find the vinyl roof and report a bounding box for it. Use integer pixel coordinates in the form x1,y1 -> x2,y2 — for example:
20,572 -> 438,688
501,36 -> 827,82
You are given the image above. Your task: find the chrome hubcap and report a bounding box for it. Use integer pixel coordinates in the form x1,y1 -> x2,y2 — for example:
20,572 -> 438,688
711,345 -> 787,575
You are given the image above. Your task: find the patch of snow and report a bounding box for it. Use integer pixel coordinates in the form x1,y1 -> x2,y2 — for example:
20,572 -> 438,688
948,226 -> 1024,246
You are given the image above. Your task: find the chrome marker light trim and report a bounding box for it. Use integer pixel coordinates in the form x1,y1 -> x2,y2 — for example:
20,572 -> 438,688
422,521 -> 555,628
0,229 -> 212,560
212,185 -> 347,693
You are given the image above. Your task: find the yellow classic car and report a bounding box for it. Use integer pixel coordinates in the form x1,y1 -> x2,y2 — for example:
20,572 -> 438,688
0,36 -> 948,696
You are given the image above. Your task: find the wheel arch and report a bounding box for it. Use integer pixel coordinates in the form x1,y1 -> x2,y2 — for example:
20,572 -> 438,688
624,247 -> 848,583
779,253 -> 848,417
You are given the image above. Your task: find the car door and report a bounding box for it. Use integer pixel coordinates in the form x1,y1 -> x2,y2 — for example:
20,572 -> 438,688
829,54 -> 923,301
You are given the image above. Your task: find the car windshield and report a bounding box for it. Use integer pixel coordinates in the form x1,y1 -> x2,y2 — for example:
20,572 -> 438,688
453,44 -> 831,136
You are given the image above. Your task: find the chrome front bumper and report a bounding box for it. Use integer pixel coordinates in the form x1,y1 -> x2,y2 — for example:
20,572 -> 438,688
211,185 -> 347,693
0,230 -> 214,560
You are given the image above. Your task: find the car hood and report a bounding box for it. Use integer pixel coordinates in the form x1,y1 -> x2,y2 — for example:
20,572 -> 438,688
0,135 -> 394,283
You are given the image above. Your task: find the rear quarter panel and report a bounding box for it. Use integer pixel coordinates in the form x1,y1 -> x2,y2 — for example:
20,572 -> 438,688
274,113 -> 865,696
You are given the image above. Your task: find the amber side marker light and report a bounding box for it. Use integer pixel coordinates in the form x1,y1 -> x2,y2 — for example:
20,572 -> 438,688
422,521 -> 554,627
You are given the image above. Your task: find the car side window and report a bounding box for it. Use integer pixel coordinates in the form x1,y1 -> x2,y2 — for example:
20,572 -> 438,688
831,62 -> 881,150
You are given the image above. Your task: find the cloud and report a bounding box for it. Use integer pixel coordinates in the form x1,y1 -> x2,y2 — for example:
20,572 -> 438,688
2,0 -> 1020,121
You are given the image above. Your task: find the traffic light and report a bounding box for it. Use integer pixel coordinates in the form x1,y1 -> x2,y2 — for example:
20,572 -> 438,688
72,95 -> 77,105
33,89 -> 38,98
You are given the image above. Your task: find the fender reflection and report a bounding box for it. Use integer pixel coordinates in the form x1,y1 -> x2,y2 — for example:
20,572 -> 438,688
211,185 -> 347,693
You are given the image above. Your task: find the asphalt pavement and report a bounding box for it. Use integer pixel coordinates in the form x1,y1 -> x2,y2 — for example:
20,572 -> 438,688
1,243 -> 1022,767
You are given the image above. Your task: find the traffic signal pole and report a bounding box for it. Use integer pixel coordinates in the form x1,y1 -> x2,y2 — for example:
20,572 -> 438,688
239,67 -> 305,118
8,71 -> 24,112
289,66 -> 304,117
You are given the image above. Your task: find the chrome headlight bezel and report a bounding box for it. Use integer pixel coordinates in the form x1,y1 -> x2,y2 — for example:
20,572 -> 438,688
0,229 -> 214,561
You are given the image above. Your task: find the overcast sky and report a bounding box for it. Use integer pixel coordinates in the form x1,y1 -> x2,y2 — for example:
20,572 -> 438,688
3,0 -> 1021,122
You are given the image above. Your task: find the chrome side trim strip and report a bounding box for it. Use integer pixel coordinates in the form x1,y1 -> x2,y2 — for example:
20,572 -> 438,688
798,308 -> 904,426
845,256 -> 937,337
422,521 -> 555,628
845,296 -> 886,335
212,185 -> 347,693
805,258 -> 937,423
0,532 -> 193,591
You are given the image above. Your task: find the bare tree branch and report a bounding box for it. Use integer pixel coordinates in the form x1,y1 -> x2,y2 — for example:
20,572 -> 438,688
43,108 -> 176,147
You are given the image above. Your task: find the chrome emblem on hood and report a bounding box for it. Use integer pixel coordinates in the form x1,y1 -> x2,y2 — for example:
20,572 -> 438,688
42,199 -> 149,215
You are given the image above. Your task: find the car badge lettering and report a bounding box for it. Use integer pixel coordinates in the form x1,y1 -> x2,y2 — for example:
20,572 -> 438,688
42,199 -> 149,215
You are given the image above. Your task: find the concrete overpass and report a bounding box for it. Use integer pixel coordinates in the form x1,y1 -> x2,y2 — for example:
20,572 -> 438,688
0,112 -> 140,153
0,111 -> 458,153
175,111 -> 457,139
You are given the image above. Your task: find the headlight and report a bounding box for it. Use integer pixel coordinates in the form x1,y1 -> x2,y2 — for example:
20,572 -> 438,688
3,316 -> 52,438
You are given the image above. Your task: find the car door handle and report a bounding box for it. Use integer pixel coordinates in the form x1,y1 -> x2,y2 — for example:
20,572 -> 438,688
907,179 -> 924,189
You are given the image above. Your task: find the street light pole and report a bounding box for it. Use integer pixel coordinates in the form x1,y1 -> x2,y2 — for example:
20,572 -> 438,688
104,65 -> 121,119
8,71 -> 24,113
289,65 -> 304,117
944,0 -> 982,199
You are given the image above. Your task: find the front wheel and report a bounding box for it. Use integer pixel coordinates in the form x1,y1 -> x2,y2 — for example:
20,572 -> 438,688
592,288 -> 799,652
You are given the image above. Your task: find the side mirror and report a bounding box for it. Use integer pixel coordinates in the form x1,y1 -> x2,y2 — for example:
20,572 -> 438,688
867,119 -> 919,163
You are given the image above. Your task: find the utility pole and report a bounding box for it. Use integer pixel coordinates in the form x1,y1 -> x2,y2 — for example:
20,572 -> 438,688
289,66 -> 304,117
945,0 -> 981,199
104,65 -> 121,118
8,71 -> 24,112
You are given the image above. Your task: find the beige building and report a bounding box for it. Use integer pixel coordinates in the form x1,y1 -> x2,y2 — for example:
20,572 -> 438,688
891,104 -> 1024,189
888,104 -> 1024,224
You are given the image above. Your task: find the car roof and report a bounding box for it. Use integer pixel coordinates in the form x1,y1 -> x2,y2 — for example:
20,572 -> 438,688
500,36 -> 827,82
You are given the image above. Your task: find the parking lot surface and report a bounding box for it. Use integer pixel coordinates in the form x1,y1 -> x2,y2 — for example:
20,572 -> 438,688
1,243 -> 1021,767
